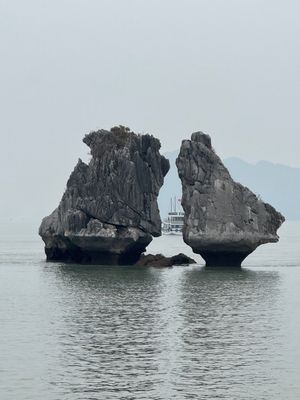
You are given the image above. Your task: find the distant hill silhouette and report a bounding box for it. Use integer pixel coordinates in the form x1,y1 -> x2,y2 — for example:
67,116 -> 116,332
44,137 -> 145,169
158,151 -> 300,220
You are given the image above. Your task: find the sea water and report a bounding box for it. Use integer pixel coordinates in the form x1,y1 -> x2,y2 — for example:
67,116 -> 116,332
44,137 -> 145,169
0,222 -> 300,399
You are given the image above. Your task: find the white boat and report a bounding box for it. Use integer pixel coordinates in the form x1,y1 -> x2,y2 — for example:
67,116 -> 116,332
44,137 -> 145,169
162,197 -> 184,235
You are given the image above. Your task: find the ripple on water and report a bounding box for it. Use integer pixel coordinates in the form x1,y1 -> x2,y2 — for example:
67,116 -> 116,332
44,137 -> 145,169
0,224 -> 300,399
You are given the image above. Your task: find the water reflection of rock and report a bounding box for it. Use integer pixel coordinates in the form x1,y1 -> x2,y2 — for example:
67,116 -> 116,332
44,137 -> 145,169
44,264 -> 284,398
46,264 -> 171,396
176,267 -> 282,396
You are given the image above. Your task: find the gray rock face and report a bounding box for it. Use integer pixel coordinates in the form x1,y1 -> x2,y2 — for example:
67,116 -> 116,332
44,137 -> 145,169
176,132 -> 285,267
39,126 -> 170,264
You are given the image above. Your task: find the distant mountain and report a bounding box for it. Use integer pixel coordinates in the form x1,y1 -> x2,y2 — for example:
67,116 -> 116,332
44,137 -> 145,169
158,151 -> 300,220
224,157 -> 300,220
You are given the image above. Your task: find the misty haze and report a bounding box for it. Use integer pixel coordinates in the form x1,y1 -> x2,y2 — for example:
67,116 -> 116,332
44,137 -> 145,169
1,1 -> 300,399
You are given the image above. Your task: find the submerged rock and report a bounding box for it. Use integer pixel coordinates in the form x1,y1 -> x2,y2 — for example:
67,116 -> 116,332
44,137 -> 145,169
135,253 -> 196,267
39,126 -> 170,264
176,131 -> 285,267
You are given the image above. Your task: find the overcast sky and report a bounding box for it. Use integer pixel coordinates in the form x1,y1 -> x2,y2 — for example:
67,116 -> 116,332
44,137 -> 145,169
1,0 -> 300,223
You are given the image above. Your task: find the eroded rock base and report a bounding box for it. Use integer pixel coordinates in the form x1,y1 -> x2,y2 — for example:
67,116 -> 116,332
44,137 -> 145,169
200,251 -> 251,267
44,235 -> 150,265
44,245 -> 196,267
45,247 -> 147,265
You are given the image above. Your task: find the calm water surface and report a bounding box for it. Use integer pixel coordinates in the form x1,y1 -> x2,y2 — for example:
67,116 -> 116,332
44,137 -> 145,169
0,222 -> 300,399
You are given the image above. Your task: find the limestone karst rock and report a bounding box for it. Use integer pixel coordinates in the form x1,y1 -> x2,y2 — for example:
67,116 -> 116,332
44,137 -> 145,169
176,131 -> 285,267
39,126 -> 170,264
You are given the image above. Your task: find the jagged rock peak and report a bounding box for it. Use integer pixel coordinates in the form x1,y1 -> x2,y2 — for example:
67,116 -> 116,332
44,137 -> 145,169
39,126 -> 170,264
176,131 -> 285,267
191,131 -> 212,148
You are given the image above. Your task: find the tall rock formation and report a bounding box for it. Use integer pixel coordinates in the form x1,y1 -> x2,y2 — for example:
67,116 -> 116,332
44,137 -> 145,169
176,132 -> 285,267
39,126 -> 170,264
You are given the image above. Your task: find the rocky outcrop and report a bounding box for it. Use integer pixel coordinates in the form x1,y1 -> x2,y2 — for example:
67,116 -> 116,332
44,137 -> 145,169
176,131 -> 285,267
135,253 -> 196,268
39,126 -> 170,264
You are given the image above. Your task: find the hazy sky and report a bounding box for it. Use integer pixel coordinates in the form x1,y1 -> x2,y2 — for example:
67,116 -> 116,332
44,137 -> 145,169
1,0 -> 300,223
